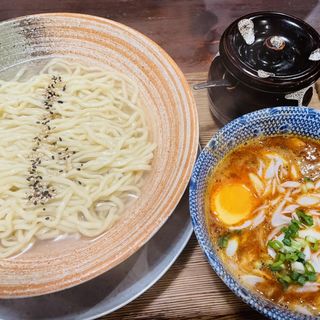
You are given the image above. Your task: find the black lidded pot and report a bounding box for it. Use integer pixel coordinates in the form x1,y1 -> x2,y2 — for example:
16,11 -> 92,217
207,11 -> 320,125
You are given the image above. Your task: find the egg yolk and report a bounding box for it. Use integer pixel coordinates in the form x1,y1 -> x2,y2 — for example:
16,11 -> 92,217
210,183 -> 255,225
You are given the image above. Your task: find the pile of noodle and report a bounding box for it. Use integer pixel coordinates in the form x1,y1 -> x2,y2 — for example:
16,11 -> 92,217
0,59 -> 155,258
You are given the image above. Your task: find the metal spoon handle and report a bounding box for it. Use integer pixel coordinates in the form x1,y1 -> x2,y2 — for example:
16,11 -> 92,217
193,79 -> 231,90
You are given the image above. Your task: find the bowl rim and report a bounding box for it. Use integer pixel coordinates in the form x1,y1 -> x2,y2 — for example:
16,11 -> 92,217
0,12 -> 199,298
189,106 -> 320,320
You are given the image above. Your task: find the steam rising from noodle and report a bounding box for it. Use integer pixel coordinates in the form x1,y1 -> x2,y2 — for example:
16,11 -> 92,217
0,59 -> 156,258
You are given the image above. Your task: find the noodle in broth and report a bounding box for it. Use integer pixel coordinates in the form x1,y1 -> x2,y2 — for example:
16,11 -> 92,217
0,59 -> 156,258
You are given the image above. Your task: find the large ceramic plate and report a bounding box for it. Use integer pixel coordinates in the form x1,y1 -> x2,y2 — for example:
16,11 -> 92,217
0,13 -> 199,297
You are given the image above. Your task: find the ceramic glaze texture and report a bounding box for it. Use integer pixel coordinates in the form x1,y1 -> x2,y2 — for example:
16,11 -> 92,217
0,13 -> 199,297
189,107 -> 320,320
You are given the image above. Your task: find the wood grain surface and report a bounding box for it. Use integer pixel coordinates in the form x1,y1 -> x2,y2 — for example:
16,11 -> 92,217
101,74 -> 320,320
0,0 -> 319,74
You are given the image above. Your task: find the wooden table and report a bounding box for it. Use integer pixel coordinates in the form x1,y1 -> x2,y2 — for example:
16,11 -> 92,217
2,1 -> 320,319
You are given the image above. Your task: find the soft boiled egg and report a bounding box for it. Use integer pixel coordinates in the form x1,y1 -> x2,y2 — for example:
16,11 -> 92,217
210,182 -> 256,225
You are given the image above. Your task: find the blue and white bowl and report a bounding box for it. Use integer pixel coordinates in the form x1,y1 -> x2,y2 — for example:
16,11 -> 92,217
189,106 -> 320,320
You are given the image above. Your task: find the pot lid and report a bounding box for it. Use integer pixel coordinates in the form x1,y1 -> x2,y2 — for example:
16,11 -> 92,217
219,11 -> 320,93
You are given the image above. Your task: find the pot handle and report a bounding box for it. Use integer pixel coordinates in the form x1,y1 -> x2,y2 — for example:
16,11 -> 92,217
193,79 -> 231,90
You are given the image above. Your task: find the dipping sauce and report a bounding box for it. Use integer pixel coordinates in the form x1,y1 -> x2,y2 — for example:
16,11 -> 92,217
206,135 -> 320,315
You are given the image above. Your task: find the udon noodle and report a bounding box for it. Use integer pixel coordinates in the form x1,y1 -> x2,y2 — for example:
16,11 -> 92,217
0,59 -> 156,258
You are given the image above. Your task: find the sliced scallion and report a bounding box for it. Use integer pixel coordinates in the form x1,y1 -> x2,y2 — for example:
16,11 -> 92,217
296,209 -> 314,227
282,238 -> 292,246
297,275 -> 307,285
306,236 -> 317,243
268,240 -> 283,251
290,271 -> 300,281
305,261 -> 315,273
311,240 -> 319,252
307,273 -> 317,282
218,234 -> 229,249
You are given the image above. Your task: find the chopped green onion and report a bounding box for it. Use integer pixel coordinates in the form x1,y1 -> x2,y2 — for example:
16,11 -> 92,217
290,219 -> 300,229
267,215 -> 318,287
268,240 -> 283,251
285,252 -> 298,262
306,236 -> 317,243
281,245 -> 296,253
291,239 -> 303,251
277,253 -> 286,263
307,273 -> 317,282
278,274 -> 292,287
290,271 -> 300,281
297,252 -> 305,262
297,275 -> 307,285
283,238 -> 292,246
304,177 -> 312,183
296,209 -> 314,227
305,261 -> 315,273
218,234 -> 229,248
311,241 -> 319,252
269,253 -> 286,271
270,263 -> 284,271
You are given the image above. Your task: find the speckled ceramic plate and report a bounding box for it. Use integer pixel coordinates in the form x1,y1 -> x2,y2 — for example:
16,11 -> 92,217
0,191 -> 192,320
0,13 -> 199,297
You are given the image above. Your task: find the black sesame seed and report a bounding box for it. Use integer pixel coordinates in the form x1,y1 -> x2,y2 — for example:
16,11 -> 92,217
59,137 -> 62,141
